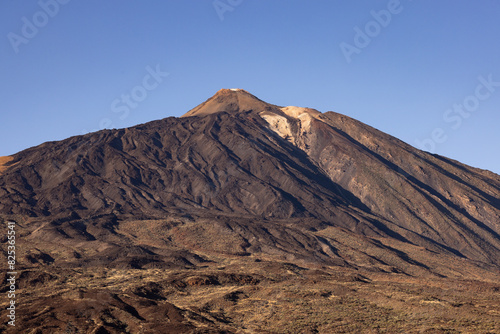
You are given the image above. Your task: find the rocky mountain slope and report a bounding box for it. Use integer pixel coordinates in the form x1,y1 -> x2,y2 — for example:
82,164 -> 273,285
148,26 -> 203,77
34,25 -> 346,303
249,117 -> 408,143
0,89 -> 499,333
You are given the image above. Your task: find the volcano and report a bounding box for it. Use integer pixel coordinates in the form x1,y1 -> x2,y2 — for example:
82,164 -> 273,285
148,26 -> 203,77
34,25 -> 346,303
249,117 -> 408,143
1,89 -> 499,333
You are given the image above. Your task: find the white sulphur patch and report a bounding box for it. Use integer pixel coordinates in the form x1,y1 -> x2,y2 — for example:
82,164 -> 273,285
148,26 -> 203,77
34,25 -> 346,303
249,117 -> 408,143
280,106 -> 320,133
260,106 -> 321,141
260,113 -> 293,140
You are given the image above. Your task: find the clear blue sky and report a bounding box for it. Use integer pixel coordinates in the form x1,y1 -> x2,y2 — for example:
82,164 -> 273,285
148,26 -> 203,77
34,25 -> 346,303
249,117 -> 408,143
1,0 -> 500,174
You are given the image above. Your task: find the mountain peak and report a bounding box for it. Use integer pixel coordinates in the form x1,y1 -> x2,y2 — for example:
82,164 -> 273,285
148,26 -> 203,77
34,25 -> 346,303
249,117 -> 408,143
215,87 -> 257,97
181,88 -> 274,118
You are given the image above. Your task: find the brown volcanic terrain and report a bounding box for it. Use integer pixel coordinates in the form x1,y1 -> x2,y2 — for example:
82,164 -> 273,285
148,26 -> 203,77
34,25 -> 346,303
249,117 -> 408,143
0,156 -> 14,175
0,89 -> 499,333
